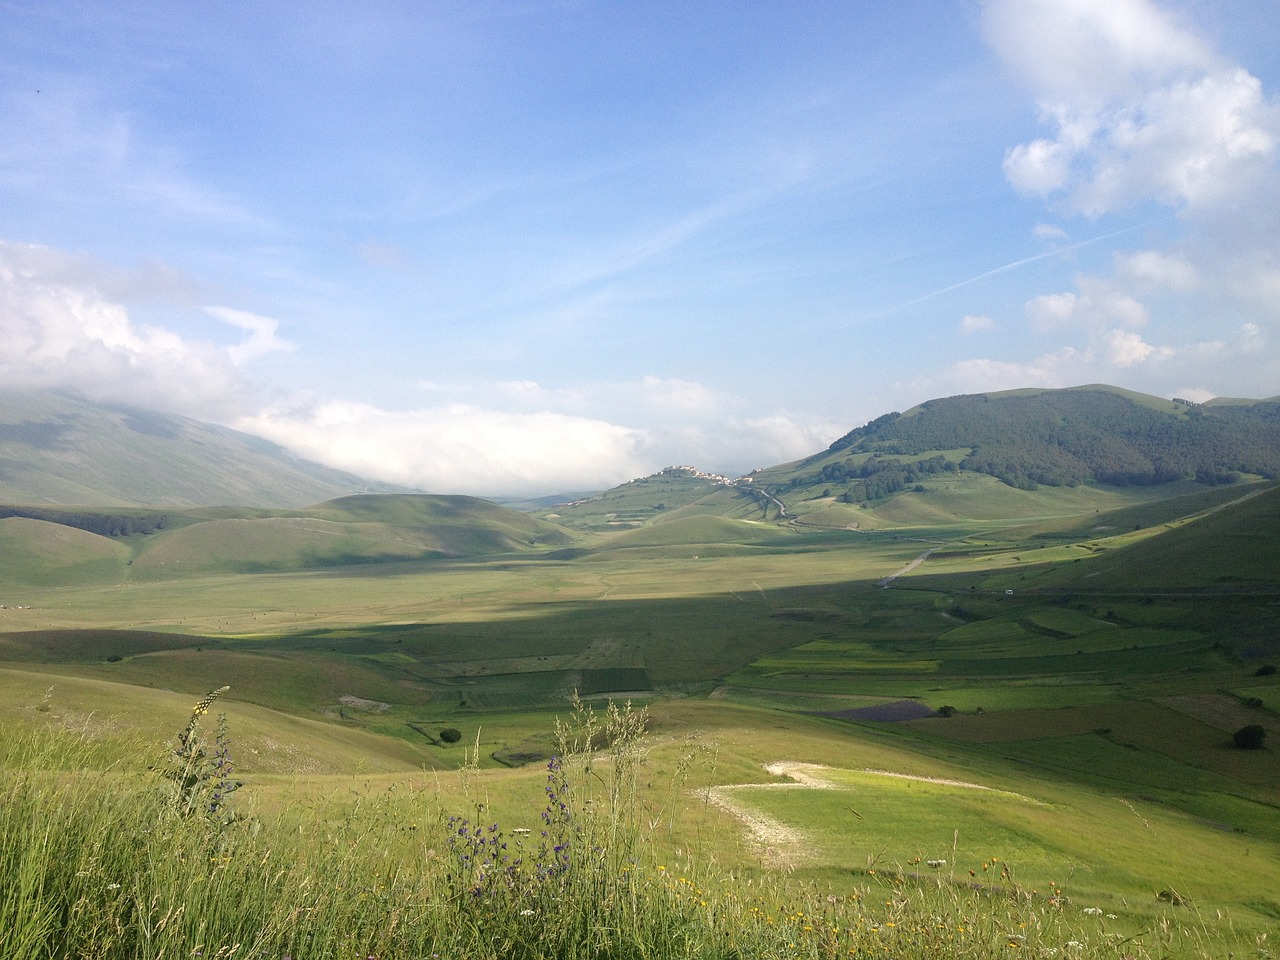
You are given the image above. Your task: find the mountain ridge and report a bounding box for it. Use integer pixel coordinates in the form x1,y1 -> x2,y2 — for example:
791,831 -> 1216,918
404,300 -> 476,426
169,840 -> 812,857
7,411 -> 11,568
816,384 -> 1280,491
0,388 -> 403,507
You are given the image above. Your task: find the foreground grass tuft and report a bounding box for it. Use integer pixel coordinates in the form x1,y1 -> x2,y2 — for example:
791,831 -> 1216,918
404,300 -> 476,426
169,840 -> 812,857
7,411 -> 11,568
0,699 -> 1262,959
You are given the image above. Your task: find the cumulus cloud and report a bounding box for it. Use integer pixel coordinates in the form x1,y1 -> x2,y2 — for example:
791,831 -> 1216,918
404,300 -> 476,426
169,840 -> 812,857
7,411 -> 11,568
1104,328 -> 1167,367
916,349 -> 1080,397
234,392 -> 841,496
984,0 -> 1277,217
1027,278 -> 1148,331
0,241 -> 844,493
977,2 -> 1280,399
236,400 -> 650,496
930,316 -> 1268,402
983,0 -> 1213,103
0,241 -> 269,417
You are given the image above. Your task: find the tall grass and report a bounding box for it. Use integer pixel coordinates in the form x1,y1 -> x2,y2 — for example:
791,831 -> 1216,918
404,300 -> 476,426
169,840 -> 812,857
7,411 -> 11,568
0,695 -> 1260,959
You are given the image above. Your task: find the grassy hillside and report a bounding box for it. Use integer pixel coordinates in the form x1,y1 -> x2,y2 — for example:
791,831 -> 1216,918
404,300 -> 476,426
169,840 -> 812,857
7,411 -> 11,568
0,494 -> 581,585
540,467 -> 768,532
0,517 -> 131,586
0,388 -> 396,506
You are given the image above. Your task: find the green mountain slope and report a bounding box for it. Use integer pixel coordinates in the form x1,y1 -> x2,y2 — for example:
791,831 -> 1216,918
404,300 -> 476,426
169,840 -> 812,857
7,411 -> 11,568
816,384 -> 1280,490
547,386 -> 1280,535
0,388 -> 396,507
1036,483 -> 1280,592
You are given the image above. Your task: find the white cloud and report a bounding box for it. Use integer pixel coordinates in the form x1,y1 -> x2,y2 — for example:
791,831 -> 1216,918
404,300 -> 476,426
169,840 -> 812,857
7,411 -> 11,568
0,242 -> 263,417
1104,328 -> 1165,367
983,0 -> 1213,104
984,1 -> 1277,217
234,394 -> 842,496
1004,138 -> 1071,195
960,314 -> 996,334
1028,278 -> 1149,333
1026,291 -> 1080,329
1114,249 -> 1199,292
925,348 -> 1080,396
976,0 -> 1280,404
638,375 -> 730,413
235,400 -> 650,496
1033,223 -> 1068,242
205,306 -> 294,365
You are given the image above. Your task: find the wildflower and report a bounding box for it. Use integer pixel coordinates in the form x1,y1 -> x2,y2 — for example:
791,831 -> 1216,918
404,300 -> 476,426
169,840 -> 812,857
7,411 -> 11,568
1082,907 -> 1103,916
520,909 -> 535,916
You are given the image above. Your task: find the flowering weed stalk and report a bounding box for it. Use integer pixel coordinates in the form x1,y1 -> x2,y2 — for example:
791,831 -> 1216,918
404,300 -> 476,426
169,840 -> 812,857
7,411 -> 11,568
164,686 -> 242,825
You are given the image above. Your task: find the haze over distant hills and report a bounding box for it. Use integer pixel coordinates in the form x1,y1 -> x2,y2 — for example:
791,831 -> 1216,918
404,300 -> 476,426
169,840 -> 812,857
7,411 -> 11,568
1,384 -> 1278,510
0,389 -> 403,507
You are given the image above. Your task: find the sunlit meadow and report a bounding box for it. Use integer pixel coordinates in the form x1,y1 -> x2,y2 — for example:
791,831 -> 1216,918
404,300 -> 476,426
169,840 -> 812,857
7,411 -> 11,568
2,690 -> 1263,960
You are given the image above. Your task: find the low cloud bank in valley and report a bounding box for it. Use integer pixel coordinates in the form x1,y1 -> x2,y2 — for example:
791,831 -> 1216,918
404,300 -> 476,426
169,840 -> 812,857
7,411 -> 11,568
0,241 -> 836,495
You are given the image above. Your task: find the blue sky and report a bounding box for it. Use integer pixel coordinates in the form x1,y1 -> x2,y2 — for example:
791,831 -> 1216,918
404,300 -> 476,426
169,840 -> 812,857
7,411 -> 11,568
2,0 -> 1278,495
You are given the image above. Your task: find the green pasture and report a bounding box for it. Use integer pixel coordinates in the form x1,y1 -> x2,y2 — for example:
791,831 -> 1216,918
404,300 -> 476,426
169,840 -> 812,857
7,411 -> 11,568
724,765 -> 1280,929
0,517 -> 131,586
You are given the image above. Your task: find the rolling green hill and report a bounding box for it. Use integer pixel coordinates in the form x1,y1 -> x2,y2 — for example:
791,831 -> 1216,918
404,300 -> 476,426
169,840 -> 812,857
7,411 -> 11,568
0,494 -> 581,584
0,388 -> 398,507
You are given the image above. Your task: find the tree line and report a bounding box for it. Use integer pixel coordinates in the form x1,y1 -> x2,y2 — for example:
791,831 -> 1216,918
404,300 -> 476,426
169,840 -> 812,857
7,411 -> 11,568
0,506 -> 172,537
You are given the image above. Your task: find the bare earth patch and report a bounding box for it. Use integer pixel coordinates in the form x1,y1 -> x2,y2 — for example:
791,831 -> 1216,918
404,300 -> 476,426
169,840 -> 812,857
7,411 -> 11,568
704,762 -> 1027,865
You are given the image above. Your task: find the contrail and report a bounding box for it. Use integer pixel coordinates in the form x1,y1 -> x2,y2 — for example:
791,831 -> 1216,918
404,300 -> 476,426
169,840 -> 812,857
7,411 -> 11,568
870,219 -> 1170,319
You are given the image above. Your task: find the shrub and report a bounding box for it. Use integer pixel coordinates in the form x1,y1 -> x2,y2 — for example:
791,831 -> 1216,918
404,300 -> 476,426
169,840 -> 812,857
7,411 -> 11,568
1254,664 -> 1277,677
439,727 -> 463,743
1232,724 -> 1267,750
936,705 -> 957,717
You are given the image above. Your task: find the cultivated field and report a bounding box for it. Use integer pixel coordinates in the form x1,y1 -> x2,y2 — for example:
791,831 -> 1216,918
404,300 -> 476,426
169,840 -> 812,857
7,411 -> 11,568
2,480 -> 1278,957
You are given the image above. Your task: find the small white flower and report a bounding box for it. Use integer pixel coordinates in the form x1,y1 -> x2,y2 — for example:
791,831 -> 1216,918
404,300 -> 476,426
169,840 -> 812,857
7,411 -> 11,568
1082,907 -> 1103,916
520,909 -> 535,916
